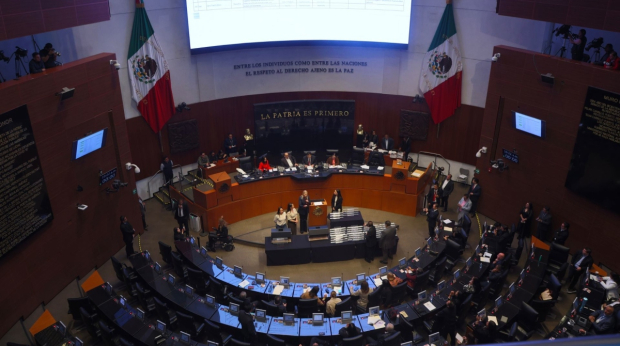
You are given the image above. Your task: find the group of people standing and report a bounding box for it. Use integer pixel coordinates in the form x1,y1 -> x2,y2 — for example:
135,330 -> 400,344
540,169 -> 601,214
274,190 -> 344,234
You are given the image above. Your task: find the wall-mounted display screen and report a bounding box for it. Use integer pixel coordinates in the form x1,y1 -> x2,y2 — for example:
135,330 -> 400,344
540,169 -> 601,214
186,0 -> 413,52
71,128 -> 108,160
513,112 -> 546,138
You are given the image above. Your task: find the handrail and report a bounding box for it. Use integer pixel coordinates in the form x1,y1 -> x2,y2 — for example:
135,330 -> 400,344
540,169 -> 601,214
415,151 -> 451,175
146,164 -> 183,198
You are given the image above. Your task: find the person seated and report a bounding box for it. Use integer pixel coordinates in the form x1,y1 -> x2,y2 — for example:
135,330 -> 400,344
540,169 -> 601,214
44,43 -> 61,69
197,152 -> 210,167
349,280 -> 373,310
173,227 -> 185,241
326,153 -> 339,165
271,296 -> 287,315
367,323 -> 397,345
29,52 -> 45,74
473,317 -> 497,344
306,337 -> 330,346
302,152 -> 316,168
280,152 -> 297,168
258,156 -> 272,171
593,44 -> 614,65
238,291 -> 256,311
462,277 -> 481,295
487,266 -> 504,284
208,151 -> 218,162
379,279 -> 393,308
405,267 -> 423,289
604,52 -> 619,70
217,149 -> 228,160
387,272 -> 403,287
338,322 -> 361,338
489,253 -> 506,271
447,290 -> 465,310
598,274 -> 619,302
444,227 -> 468,248
300,286 -> 326,306
579,305 -> 616,335
208,216 -> 228,251
325,291 -> 341,317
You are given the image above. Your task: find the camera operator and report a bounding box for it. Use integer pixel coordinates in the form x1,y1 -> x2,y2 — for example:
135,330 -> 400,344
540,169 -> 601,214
604,52 -> 619,70
594,44 -> 615,65
28,52 -> 45,74
39,49 -> 50,65
569,29 -> 587,61
43,43 -> 61,69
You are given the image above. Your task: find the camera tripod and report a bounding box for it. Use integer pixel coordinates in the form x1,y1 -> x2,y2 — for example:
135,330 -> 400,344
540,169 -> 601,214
590,48 -> 601,63
9,53 -> 29,79
555,37 -> 569,58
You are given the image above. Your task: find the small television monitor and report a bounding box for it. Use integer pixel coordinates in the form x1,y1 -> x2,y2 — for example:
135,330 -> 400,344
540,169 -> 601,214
104,282 -> 113,295
572,298 -> 579,312
189,237 -> 195,245
256,272 -> 265,284
495,297 -> 503,309
180,331 -> 191,345
429,332 -> 441,344
229,303 -> 240,315
233,265 -> 243,277
437,281 -> 446,291
415,247 -> 422,258
167,274 -> 175,285
519,269 -> 526,281
332,277 -> 342,286
200,247 -> 208,257
475,245 -> 481,255
74,338 -> 83,346
312,313 -> 324,325
135,308 -> 145,321
453,269 -> 461,280
156,320 -> 166,333
58,321 -> 66,336
185,285 -> 194,296
513,111 -> 546,138
119,295 -> 127,307
477,309 -> 486,320
205,295 -> 215,307
283,313 -> 295,325
154,262 -> 162,274
71,128 -> 108,160
256,309 -> 266,321
398,257 -> 407,268
341,311 -> 352,324
280,276 -> 290,286
466,257 -> 472,268
356,273 -> 366,282
144,250 -> 151,262
369,306 -> 380,316
215,256 -> 223,268
401,343 -> 413,346
427,237 -> 433,246
207,342 -> 218,346
379,266 -> 388,276
509,283 -> 516,296
418,291 -> 427,301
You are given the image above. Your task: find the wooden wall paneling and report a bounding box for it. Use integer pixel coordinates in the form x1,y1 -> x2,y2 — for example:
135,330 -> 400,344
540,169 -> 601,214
361,189 -> 382,210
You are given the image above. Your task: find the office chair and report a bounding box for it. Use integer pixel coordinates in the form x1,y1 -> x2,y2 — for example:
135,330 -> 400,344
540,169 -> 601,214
395,315 -> 414,338
187,267 -> 210,296
119,338 -> 134,346
260,300 -> 281,316
366,286 -> 383,312
227,292 -> 245,306
391,281 -> 408,305
110,256 -> 128,283
238,156 -> 253,173
98,320 -> 119,346
470,281 -> 491,312
342,334 -> 364,346
444,240 -> 462,271
429,256 -> 447,284
153,297 -> 178,330
510,238 -> 524,267
205,319 -> 230,343
488,269 -> 509,299
79,307 -> 101,339
229,339 -> 250,346
266,333 -> 289,346
122,266 -> 139,298
530,274 -> 561,321
209,279 -> 226,302
408,270 -> 430,297
177,311 -> 205,339
297,298 -> 319,318
368,151 -> 385,166
135,281 -> 156,314
334,297 -> 351,317
171,252 -> 188,281
456,293 -> 473,327
501,302 -> 539,342
67,297 -> 92,324
382,331 -> 401,346
349,147 -> 365,165
158,241 -> 173,265
546,243 -> 570,276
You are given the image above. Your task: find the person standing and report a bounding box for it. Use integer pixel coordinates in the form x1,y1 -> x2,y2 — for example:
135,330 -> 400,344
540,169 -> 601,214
552,222 -> 570,245
160,156 -> 173,185
298,190 -> 310,234
331,189 -> 343,213
517,202 -> 533,239
119,216 -> 136,257
401,136 -> 412,160
286,203 -> 298,235
365,221 -> 377,263
567,248 -> 593,294
427,184 -> 441,208
223,133 -> 237,155
535,206 -> 552,240
457,194 -> 472,223
433,300 -> 458,346
440,174 -> 454,212
238,303 -> 256,342
273,207 -> 287,230
379,220 -> 396,264
424,203 -> 439,239
468,178 -> 481,216
175,199 -> 190,236
569,29 -> 587,61
381,134 -> 394,150
138,198 -> 147,230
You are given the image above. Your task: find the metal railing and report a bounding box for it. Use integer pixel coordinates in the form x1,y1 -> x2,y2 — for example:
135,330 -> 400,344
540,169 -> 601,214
414,151 -> 451,175
146,164 -> 183,198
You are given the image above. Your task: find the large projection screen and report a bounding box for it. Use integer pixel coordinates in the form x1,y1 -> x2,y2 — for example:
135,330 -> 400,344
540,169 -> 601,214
186,0 -> 413,52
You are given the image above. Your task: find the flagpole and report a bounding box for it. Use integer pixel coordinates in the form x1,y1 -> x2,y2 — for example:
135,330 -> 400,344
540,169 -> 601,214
437,123 -> 440,139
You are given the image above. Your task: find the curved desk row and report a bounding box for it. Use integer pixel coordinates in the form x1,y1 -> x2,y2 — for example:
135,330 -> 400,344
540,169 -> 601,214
172,163 -> 434,233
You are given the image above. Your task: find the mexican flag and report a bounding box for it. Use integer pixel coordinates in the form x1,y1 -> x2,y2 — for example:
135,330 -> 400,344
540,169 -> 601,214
419,0 -> 462,124
127,0 -> 175,133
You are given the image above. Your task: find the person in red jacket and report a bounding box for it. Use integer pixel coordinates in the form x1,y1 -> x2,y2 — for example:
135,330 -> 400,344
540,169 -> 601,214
258,156 -> 272,171
604,52 -> 619,70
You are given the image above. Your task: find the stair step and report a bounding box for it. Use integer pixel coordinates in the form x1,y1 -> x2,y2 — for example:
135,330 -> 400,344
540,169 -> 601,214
154,191 -> 171,205
159,186 -> 170,197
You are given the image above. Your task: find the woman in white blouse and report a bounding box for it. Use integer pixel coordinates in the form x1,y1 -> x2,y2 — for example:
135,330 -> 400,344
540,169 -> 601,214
286,203 -> 298,235
274,207 -> 287,230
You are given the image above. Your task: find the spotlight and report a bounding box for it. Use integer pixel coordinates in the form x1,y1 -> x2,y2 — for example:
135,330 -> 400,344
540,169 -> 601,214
491,53 -> 501,62
125,162 -> 141,174
56,87 -> 75,100
412,95 -> 423,103
110,60 -> 121,70
476,147 -> 487,158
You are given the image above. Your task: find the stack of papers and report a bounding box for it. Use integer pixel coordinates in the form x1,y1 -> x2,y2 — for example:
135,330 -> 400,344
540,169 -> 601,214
361,165 -> 370,169
373,320 -> 385,329
423,302 -> 436,311
480,257 -> 491,263
367,315 -> 381,325
487,316 -> 498,324
272,285 -> 284,295
374,278 -> 383,287
378,166 -> 384,170
238,280 -> 249,288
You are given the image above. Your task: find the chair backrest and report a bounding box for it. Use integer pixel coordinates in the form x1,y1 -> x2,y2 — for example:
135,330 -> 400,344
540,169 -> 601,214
260,300 -> 280,316
228,293 -> 244,306
153,296 -> 168,316
415,271 -> 430,290
334,297 -> 351,317
342,334 -> 364,346
431,257 -> 447,283
266,334 -> 287,345
556,262 -> 569,282
210,278 -> 225,299
391,281 -> 408,304
79,306 -> 100,338
176,311 -> 195,334
368,152 -> 385,166
187,267 -> 206,289
514,238 -> 525,263
445,239 -> 461,261
67,297 -> 91,321
383,331 -> 401,346
548,243 -> 570,266
98,320 -> 116,343
110,256 -> 124,282
159,241 -> 173,264
119,338 -> 134,346
368,286 -> 382,308
171,252 -> 185,276
205,319 -> 221,341
350,148 -> 365,164
548,274 -> 562,299
239,156 -> 253,172
298,298 -> 318,317
520,302 -> 539,330
229,339 -> 250,346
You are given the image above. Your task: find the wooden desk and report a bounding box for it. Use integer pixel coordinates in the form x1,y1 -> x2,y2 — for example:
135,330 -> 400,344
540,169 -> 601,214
200,159 -> 240,177
391,160 -> 410,193
531,235 -> 550,251
209,171 -> 232,205
309,199 -> 328,227
29,310 -> 56,336
81,270 -> 105,293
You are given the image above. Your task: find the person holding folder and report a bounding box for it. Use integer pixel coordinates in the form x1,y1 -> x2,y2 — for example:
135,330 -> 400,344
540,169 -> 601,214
331,189 -> 343,213
286,203 -> 298,235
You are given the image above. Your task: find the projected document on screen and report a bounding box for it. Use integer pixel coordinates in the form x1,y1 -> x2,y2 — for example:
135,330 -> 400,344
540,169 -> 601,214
74,129 -> 107,160
186,0 -> 412,51
514,112 -> 543,137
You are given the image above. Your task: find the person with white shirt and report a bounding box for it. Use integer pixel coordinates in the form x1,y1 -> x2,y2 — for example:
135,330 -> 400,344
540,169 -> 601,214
440,174 -> 455,212
280,152 -> 298,168
599,274 -> 619,302
273,207 -> 287,230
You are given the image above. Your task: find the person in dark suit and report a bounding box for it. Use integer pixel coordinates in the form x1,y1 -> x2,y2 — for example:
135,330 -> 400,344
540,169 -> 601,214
579,306 -> 616,335
535,206 -> 552,240
473,318 -> 497,344
400,136 -> 412,159
331,189 -> 343,212
280,152 -> 297,168
119,216 -> 136,257
468,178 -> 481,215
298,190 -> 310,234
440,174 -> 454,212
160,156 -> 173,185
238,303 -> 256,342
567,248 -> 593,293
302,152 -> 316,168
271,296 -> 287,315
517,202 -> 533,239
423,203 -> 440,239
433,300 -> 458,346
338,322 -> 361,339
208,216 -> 228,251
369,130 -> 378,145
367,323 -> 397,345
365,221 -> 377,263
553,222 -> 570,245
174,199 -> 190,236
173,227 -> 185,242
223,133 -> 237,155
427,183 -> 441,207
381,134 -> 394,150
379,220 -> 396,264
138,198 -> 147,230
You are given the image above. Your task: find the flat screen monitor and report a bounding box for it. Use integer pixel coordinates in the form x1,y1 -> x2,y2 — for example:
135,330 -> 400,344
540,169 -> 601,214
135,308 -> 145,321
341,311 -> 352,324
453,269 -> 460,280
154,262 -> 162,274
200,247 -> 208,256
519,269 -> 525,281
74,338 -> 83,346
180,331 -> 191,345
144,250 -> 151,262
185,1 -> 413,52
369,306 -> 380,316
427,237 -> 433,246
104,282 -> 113,295
417,291 -> 427,301
233,265 -> 243,277
205,295 -> 215,306
256,309 -> 266,320
215,257 -> 223,267
256,272 -> 265,283
119,295 -> 126,307
477,309 -> 486,320
312,313 -> 324,324
58,321 -> 66,336
495,297 -> 503,309
189,237 -> 195,245
167,274 -> 175,285
207,342 -> 218,346
509,283 -> 516,296
513,111 -> 546,138
156,320 -> 166,333
379,266 -> 388,276
466,257 -> 472,268
437,281 -> 446,291
415,247 -> 422,258
475,245 -> 481,255
429,332 -> 441,344
283,313 -> 295,324
280,277 -> 290,285
185,285 -> 194,296
332,277 -> 342,286
229,303 -> 239,314
356,273 -> 366,282
398,257 -> 407,268
71,128 -> 108,160
572,298 -> 579,311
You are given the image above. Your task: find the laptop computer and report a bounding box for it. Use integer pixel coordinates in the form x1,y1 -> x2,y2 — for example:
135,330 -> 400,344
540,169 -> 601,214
379,266 -> 388,280
185,285 -> 194,297
215,256 -> 223,269
465,257 -> 472,270
283,313 -> 295,326
104,282 -> 113,295
401,342 -> 413,346
204,295 -> 216,307
200,246 -> 208,257
331,277 -> 342,289
452,269 -> 461,284
494,296 -> 503,312
156,320 -> 169,336
341,311 -> 352,324
398,257 -> 407,269
189,237 -> 196,245
436,280 -> 446,294
57,321 -> 67,337
233,265 -> 243,278
255,309 -> 267,322
73,338 -> 83,346
206,341 -> 218,346
229,303 -> 240,316
415,247 -> 422,258
154,262 -> 162,274
119,295 -> 127,308
477,309 -> 486,321
167,274 -> 175,285
312,313 -> 324,326
280,276 -> 290,289
144,250 -> 151,262
179,331 -> 192,345
507,283 -> 516,300
356,273 -> 365,284
135,308 -> 145,321
255,272 -> 265,284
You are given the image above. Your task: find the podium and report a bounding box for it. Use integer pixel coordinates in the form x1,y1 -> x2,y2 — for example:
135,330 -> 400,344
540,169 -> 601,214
209,171 -> 232,204
390,160 -> 410,193
308,199 -> 328,227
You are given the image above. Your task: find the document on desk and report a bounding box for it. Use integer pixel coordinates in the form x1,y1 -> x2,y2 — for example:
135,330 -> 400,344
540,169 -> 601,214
238,280 -> 249,288
378,166 -> 384,170
480,257 -> 490,263
456,333 -> 463,343
444,227 -> 453,232
272,285 -> 284,295
423,302 -> 436,311
590,275 -> 598,281
367,315 -> 381,325
374,278 -> 383,287
373,320 -> 385,329
487,316 -> 498,324
443,219 -> 452,224
400,311 -> 408,318
500,316 -> 508,323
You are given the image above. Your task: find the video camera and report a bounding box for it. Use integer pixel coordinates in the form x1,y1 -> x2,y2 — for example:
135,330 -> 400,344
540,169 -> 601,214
553,25 -> 576,40
586,37 -> 604,51
14,46 -> 28,58
0,51 -> 9,62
